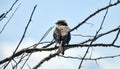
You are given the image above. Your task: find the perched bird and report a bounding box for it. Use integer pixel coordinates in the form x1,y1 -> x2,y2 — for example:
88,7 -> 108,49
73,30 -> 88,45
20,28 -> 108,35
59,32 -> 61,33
53,20 -> 71,55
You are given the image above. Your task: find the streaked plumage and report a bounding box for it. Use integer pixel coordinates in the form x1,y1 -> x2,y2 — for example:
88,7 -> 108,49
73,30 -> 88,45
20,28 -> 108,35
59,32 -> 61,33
53,20 -> 71,55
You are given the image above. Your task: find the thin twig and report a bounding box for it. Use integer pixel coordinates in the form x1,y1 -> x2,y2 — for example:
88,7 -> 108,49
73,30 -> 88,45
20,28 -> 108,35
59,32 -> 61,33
32,52 -> 59,69
0,3 -> 21,34
38,26 -> 54,44
71,34 -> 94,37
60,54 -> 120,60
81,26 -> 120,44
13,53 -> 27,69
0,0 -> 19,21
70,0 -> 120,32
0,0 -> 120,69
112,27 -> 120,44
78,0 -> 111,68
3,5 -> 37,69
20,26 -> 54,69
0,43 -> 120,65
13,4 -> 37,59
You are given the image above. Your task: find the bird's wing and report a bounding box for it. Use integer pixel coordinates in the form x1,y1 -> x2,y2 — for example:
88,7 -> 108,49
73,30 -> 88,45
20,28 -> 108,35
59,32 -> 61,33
53,26 -> 62,43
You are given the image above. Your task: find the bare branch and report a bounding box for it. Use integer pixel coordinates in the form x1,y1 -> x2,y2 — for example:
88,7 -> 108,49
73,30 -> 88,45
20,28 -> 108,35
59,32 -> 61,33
59,54 -> 120,60
71,34 -> 94,37
0,0 -> 120,69
32,52 -> 59,69
112,27 -> 120,45
0,43 -> 120,66
38,26 -> 54,44
81,26 -> 120,44
13,4 -> 37,57
2,5 -> 37,69
0,3 -> 21,34
0,13 -> 6,21
0,0 -> 19,21
70,0 -> 120,32
0,47 -> 57,65
20,26 -> 54,69
78,0 -> 111,68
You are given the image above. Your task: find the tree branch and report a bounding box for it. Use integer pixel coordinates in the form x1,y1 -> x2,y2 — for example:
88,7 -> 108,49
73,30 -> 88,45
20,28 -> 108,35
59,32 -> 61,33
0,0 -> 19,21
32,52 -> 59,69
78,0 -> 111,68
2,5 -> 37,69
59,54 -> 120,60
70,0 -> 120,32
112,26 -> 120,45
0,43 -> 119,66
0,3 -> 21,34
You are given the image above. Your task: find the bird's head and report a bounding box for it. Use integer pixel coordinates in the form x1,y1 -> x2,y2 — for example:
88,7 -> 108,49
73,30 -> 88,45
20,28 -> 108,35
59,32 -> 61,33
56,20 -> 68,26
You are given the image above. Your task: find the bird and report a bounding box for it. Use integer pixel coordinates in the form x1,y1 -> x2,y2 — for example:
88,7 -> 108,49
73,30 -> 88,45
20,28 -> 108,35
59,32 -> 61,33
53,20 -> 71,55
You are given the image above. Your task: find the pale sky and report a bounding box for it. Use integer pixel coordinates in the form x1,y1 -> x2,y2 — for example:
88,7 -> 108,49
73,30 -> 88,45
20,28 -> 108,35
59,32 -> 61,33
0,0 -> 120,69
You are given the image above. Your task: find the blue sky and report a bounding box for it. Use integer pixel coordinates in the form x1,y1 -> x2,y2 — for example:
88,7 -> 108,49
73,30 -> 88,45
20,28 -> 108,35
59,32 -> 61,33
0,0 -> 120,69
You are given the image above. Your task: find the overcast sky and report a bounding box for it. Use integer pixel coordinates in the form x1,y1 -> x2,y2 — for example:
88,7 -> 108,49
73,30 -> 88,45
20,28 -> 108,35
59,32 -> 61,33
0,0 -> 120,69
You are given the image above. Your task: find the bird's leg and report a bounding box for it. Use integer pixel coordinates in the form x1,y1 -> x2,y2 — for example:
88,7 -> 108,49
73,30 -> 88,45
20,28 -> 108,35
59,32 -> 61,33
57,43 -> 62,54
57,41 -> 65,55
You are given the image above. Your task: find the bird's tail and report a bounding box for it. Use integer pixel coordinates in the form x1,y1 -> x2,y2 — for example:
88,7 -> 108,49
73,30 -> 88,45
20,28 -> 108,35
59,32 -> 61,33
57,41 -> 65,55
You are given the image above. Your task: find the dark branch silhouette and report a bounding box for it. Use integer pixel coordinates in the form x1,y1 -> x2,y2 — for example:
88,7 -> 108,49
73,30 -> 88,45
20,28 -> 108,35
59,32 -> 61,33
0,3 -> 21,34
59,54 -> 120,60
78,0 -> 111,68
2,5 -> 37,69
0,0 -> 120,69
70,0 -> 120,32
0,0 -> 19,21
